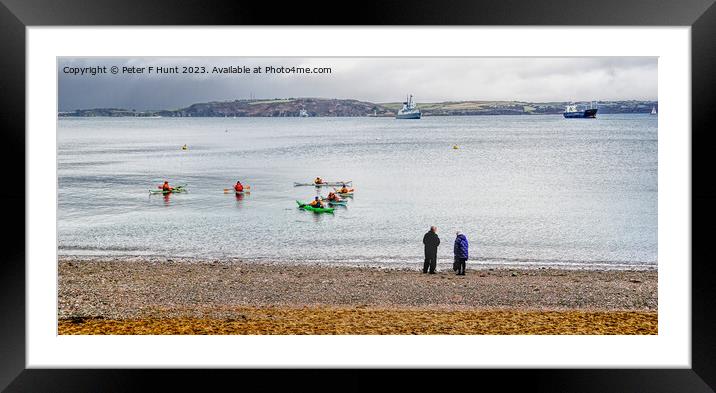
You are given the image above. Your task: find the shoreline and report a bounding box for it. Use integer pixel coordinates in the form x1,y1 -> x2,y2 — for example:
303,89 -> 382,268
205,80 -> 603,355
59,258 -> 657,334
57,254 -> 658,272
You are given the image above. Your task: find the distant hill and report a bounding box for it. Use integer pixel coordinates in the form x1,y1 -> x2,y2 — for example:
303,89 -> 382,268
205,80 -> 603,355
58,98 -> 658,117
165,98 -> 391,117
58,108 -> 152,117
380,100 -> 657,115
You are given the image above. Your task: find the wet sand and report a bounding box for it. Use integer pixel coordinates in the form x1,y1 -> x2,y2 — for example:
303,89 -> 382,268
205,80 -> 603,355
58,259 -> 657,335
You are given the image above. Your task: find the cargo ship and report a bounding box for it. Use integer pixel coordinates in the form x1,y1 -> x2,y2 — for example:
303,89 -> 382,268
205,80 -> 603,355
396,94 -> 421,119
563,102 -> 598,118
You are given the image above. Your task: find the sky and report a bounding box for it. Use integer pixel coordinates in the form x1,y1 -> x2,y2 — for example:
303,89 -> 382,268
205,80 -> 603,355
58,57 -> 657,111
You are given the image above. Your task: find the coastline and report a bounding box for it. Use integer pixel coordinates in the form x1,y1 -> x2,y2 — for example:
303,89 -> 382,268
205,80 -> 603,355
58,258 -> 657,335
57,254 -> 658,272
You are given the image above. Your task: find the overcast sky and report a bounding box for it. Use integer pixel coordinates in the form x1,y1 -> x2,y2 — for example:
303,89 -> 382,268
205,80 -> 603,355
58,57 -> 657,111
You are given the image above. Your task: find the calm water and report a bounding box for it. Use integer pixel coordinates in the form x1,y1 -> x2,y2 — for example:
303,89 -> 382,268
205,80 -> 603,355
58,115 -> 657,269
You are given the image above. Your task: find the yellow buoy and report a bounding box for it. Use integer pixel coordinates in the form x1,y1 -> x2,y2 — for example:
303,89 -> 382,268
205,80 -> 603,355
453,145 -> 459,149
181,144 -> 188,150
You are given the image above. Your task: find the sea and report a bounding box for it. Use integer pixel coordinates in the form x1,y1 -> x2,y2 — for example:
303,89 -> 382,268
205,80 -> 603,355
57,114 -> 658,270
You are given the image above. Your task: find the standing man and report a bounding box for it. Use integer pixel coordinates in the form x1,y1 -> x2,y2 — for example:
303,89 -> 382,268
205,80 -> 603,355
453,231 -> 469,276
422,226 -> 440,274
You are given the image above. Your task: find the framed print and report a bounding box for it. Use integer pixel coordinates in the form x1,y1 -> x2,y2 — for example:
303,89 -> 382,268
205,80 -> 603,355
2,0 -> 716,391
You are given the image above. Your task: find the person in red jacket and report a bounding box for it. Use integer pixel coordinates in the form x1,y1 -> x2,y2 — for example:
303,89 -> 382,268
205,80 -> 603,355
160,181 -> 173,192
234,181 -> 244,193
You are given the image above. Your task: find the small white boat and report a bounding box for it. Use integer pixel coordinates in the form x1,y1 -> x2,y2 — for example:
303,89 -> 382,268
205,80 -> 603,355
650,106 -> 657,115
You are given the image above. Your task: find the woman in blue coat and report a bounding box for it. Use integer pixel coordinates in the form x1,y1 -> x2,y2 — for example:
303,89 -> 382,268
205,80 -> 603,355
453,231 -> 469,276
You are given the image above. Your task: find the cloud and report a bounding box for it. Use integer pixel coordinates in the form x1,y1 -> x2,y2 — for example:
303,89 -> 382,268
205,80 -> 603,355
58,57 -> 657,111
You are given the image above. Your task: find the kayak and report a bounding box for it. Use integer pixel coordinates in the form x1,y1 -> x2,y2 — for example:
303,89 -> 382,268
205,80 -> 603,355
333,188 -> 354,196
149,189 -> 186,195
294,180 -> 352,187
224,185 -> 251,194
296,200 -> 334,213
319,196 -> 347,205
149,185 -> 186,195
296,200 -> 334,214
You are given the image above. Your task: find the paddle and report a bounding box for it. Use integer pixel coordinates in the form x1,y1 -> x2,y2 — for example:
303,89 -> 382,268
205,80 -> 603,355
224,185 -> 251,193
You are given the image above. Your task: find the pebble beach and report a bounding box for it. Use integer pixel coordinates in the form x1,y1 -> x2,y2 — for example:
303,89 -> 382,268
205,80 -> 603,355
58,258 -> 657,335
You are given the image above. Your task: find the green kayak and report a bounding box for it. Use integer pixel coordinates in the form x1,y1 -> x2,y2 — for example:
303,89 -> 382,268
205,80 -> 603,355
296,200 -> 334,214
149,185 -> 186,195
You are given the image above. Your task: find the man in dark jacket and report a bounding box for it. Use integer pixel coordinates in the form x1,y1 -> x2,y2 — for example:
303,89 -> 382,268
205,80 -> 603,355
453,231 -> 469,275
422,226 -> 440,274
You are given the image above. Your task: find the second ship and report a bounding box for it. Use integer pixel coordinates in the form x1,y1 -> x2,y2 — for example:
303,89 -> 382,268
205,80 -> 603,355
563,102 -> 598,118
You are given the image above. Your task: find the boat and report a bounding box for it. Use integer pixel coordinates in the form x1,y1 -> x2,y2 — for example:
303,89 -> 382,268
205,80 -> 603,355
651,106 -> 657,115
293,180 -> 352,187
299,109 -> 309,117
396,94 -> 421,119
333,187 -> 354,196
320,197 -> 348,206
223,185 -> 251,194
149,185 -> 187,195
563,102 -> 598,118
296,200 -> 334,214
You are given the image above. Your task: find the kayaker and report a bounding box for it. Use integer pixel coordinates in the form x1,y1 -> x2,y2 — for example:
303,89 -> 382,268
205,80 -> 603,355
160,181 -> 173,192
234,181 -> 244,193
453,231 -> 469,276
326,192 -> 341,202
339,184 -> 351,193
309,196 -> 325,208
422,226 -> 440,274
314,177 -> 324,185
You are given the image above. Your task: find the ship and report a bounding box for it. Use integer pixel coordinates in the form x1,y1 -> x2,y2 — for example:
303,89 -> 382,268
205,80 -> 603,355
299,109 -> 309,117
563,102 -> 598,118
396,94 -> 421,119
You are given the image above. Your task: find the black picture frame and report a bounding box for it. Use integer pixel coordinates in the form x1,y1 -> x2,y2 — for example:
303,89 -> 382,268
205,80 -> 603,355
2,0 -> 715,391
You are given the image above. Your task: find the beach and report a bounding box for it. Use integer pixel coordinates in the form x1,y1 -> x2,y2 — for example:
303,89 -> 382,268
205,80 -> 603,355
58,258 -> 657,335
